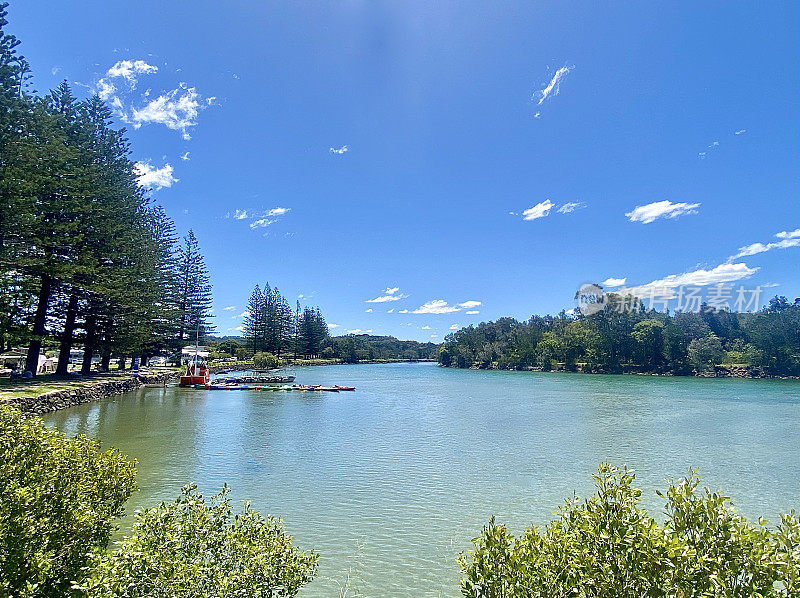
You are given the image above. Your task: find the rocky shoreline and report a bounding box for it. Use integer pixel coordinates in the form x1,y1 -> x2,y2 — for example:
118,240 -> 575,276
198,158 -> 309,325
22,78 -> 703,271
5,371 -> 179,416
448,362 -> 796,379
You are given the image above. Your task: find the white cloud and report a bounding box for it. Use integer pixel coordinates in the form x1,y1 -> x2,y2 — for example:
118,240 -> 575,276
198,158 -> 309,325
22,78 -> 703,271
557,202 -> 586,214
235,325 -> 244,332
346,329 -> 372,334
330,145 -> 349,155
465,310 -> 479,315
387,308 -> 394,313
327,323 -> 339,329
734,129 -> 746,135
266,207 -> 290,217
458,300 -> 482,309
533,111 -> 541,119
729,228 -> 800,259
107,59 -> 158,83
422,325 -> 431,330
413,300 -> 461,314
232,310 -> 250,319
133,161 -> 178,190
449,324 -> 459,330
625,200 -> 700,224
536,65 -> 572,106
398,309 -> 409,314
96,78 -> 117,101
130,86 -> 202,138
222,306 -> 236,311
522,199 -> 554,221
365,308 -> 373,313
233,209 -> 248,220
366,287 -> 408,303
602,277 -> 627,287
620,262 -> 759,301
430,334 -> 438,338
250,218 -> 275,229
180,152 -> 190,161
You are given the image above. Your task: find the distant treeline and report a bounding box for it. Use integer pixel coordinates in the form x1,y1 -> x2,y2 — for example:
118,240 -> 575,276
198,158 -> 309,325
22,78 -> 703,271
0,7 -> 213,375
323,334 -> 438,363
439,295 -> 800,376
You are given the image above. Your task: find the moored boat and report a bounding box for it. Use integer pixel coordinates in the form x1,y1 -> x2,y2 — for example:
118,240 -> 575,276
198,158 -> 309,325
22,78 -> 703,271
179,361 -> 210,387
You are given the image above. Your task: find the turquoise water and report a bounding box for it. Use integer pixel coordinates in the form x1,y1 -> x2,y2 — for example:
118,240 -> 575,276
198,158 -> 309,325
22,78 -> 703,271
43,363 -> 800,597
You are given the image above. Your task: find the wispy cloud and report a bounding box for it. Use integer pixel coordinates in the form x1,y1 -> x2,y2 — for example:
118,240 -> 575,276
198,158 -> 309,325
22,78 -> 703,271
734,129 -> 746,135
557,202 -> 586,214
620,262 -> 758,301
180,152 -> 190,161
133,161 -> 177,190
330,145 -> 349,155
250,218 -> 275,229
422,325 -> 431,330
465,310 -> 480,315
449,324 -> 459,330
522,199 -> 554,221
365,308 -> 373,313
602,277 -> 627,287
458,301 -> 481,309
225,207 -> 290,230
108,59 -> 158,83
535,65 -> 573,106
327,323 -> 339,329
95,60 -> 209,140
366,287 -> 408,303
222,306 -> 236,311
729,228 -> 800,260
131,84 -> 203,140
346,329 -> 372,334
625,200 -> 700,224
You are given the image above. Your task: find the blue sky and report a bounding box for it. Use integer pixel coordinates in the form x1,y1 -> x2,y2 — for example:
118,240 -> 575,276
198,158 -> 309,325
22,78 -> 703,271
11,1 -> 799,341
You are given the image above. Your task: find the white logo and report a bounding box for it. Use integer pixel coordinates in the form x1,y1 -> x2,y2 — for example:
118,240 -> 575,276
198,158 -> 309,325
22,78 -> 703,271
575,283 -> 605,316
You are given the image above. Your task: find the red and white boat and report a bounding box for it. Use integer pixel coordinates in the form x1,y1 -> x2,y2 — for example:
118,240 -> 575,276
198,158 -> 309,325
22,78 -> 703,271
179,361 -> 210,387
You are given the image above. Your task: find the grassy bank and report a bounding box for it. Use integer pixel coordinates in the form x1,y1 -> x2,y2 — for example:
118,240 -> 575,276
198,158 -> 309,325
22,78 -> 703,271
0,368 -> 181,401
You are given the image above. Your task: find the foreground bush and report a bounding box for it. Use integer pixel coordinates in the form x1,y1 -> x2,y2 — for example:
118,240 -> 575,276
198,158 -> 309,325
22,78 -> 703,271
460,463 -> 799,597
0,404 -> 137,597
78,484 -> 318,598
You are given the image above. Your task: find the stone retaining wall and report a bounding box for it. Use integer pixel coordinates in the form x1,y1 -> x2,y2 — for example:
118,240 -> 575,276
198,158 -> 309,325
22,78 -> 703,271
6,371 -> 179,416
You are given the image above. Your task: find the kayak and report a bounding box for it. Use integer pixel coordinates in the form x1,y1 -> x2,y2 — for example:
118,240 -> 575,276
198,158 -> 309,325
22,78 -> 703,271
208,384 -> 249,390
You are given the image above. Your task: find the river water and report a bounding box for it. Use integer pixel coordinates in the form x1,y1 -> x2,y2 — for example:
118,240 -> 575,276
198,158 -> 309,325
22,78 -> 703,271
43,362 -> 799,597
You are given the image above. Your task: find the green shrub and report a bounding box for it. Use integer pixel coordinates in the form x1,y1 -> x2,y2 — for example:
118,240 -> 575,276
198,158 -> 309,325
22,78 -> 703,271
253,351 -> 279,370
460,463 -> 799,597
78,484 -> 318,598
0,404 -> 136,597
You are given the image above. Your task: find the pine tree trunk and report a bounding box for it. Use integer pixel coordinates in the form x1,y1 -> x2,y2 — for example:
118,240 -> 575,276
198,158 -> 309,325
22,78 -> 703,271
25,274 -> 53,375
56,291 -> 79,375
81,315 -> 97,375
100,351 -> 111,371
